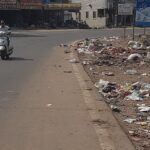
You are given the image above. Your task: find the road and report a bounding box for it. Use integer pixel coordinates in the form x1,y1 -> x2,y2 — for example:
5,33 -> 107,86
1,28 -> 148,92
0,28 -> 148,150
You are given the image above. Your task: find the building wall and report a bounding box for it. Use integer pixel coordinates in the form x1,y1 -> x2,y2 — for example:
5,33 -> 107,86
42,0 -> 70,3
79,0 -> 107,28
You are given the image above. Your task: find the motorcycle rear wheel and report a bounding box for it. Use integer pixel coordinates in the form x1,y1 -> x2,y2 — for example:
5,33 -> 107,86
1,54 -> 9,60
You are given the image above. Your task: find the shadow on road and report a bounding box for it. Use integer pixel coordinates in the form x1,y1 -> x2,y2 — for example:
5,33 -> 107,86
12,33 -> 45,38
8,57 -> 34,61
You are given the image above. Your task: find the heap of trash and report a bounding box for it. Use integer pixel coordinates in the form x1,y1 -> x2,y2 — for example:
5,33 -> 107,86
95,80 -> 150,101
77,37 -> 150,65
75,35 -> 150,150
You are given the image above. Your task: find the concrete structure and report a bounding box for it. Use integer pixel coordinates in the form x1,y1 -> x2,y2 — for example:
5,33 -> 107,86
72,0 -> 136,28
73,0 -> 107,28
0,0 -> 81,27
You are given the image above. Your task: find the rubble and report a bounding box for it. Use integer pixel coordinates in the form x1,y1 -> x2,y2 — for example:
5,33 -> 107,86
75,35 -> 150,150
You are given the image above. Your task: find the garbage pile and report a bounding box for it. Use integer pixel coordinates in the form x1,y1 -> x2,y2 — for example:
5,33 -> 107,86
95,80 -> 150,102
77,36 -> 150,67
76,35 -> 150,150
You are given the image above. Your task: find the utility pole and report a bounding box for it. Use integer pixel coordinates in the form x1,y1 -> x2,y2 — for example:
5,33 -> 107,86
114,0 -> 118,27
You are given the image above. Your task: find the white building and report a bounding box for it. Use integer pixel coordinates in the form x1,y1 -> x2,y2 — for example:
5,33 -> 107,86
73,0 -> 107,28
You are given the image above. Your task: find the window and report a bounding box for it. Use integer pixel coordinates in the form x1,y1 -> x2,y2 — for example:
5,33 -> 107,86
86,11 -> 89,19
97,9 -> 105,17
93,11 -> 96,19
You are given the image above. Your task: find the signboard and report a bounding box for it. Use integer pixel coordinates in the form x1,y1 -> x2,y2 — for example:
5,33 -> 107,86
20,0 -> 42,9
135,0 -> 150,27
118,3 -> 133,15
0,0 -> 18,9
0,0 -> 16,4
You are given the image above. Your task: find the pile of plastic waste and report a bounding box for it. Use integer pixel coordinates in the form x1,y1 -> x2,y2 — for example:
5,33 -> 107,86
77,37 -> 150,66
95,79 -> 150,146
95,80 -> 150,101
76,35 -> 150,149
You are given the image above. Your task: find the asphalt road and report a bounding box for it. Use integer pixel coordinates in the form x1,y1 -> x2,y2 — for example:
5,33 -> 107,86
0,28 -> 149,98
0,28 -> 148,150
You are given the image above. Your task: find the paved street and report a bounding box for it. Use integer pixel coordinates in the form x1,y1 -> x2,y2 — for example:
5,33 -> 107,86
1,28 -> 149,91
0,28 -> 148,150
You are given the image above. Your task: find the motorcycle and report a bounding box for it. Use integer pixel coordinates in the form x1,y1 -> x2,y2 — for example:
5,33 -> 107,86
0,31 -> 13,60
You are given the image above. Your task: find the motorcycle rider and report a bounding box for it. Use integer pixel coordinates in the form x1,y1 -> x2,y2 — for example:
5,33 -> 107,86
0,20 -> 10,47
0,20 -> 9,31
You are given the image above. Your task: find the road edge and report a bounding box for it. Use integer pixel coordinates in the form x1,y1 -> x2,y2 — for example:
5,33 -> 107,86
69,41 -> 136,150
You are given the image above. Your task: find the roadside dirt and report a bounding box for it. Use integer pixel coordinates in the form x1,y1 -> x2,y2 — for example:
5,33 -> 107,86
72,36 -> 150,150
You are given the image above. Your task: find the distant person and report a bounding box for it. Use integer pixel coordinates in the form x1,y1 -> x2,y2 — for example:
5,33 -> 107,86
0,20 -> 10,46
0,20 -> 9,31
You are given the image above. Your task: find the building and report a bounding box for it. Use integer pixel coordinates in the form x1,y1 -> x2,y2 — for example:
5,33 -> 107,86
72,0 -> 107,28
0,0 -> 81,27
43,0 -> 81,28
0,0 -> 43,27
107,0 -> 135,27
83,0 -> 107,28
72,0 -> 135,28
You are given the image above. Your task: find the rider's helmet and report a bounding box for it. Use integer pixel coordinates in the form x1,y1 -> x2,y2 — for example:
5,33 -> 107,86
0,20 -> 5,28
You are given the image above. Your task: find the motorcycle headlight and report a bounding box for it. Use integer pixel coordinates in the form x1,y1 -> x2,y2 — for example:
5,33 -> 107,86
0,46 -> 5,51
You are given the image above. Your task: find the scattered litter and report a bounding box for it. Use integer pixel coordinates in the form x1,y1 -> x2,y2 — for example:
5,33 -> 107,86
125,69 -> 138,75
141,73 -> 147,76
46,104 -> 52,107
69,58 -> 79,63
147,52 -> 150,60
135,121 -> 148,126
95,79 -> 109,89
128,41 -> 143,50
126,91 -> 144,101
131,137 -> 141,142
147,116 -> 150,121
85,88 -> 92,91
124,118 -> 136,124
64,71 -> 72,73
102,72 -> 114,76
129,130 -> 135,135
64,48 -> 71,53
89,67 -> 93,71
82,61 -> 90,65
138,105 -> 150,112
127,53 -> 142,61
95,79 -> 149,102
110,105 -> 120,112
60,43 -> 68,47
75,35 -> 150,150
144,84 -> 150,89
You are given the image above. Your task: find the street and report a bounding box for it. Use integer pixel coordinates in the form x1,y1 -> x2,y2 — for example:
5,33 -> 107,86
0,28 -> 149,150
